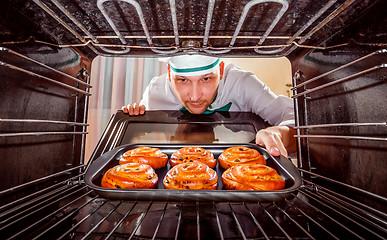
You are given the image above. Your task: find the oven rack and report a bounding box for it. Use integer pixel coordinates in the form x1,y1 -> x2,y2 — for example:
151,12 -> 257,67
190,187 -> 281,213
0,176 -> 386,239
29,0 -> 363,56
292,49 -> 387,168
0,47 -> 91,164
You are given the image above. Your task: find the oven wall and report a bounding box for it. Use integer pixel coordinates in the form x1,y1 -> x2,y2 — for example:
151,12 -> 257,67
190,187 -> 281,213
290,0 -> 387,210
0,1 -> 92,204
0,45 -> 91,202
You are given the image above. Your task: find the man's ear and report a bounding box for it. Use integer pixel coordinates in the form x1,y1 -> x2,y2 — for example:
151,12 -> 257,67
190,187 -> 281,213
219,61 -> 225,80
167,64 -> 171,82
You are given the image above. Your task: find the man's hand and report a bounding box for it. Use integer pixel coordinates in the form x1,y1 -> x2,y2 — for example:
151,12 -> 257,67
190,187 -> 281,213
121,103 -> 146,115
255,126 -> 297,158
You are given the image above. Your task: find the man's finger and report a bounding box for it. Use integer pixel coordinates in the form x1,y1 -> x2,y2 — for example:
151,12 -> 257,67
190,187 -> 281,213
271,133 -> 288,158
139,105 -> 146,114
256,129 -> 287,157
128,104 -> 134,115
133,103 -> 140,115
121,106 -> 128,113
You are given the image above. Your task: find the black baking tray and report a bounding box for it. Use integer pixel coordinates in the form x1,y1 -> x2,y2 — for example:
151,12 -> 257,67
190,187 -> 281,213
84,143 -> 302,202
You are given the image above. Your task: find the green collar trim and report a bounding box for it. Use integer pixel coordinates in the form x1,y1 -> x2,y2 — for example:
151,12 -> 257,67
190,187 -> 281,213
170,58 -> 220,74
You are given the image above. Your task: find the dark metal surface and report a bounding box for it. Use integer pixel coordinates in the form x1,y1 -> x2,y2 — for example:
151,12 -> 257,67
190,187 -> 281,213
1,181 -> 386,239
84,143 -> 302,201
291,36 -> 387,213
0,44 -> 91,205
1,0 -> 382,57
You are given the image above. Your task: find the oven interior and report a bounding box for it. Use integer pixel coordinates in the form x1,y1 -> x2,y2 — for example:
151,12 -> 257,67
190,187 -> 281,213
0,0 -> 386,239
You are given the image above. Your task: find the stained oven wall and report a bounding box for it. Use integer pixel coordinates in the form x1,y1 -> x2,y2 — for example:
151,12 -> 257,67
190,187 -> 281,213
290,0 -> 387,211
0,45 -> 91,204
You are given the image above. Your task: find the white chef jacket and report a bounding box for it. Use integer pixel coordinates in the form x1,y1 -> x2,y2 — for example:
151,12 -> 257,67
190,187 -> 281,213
140,63 -> 295,127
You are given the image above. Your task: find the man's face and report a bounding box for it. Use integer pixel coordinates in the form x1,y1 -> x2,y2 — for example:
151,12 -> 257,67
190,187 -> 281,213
169,66 -> 223,114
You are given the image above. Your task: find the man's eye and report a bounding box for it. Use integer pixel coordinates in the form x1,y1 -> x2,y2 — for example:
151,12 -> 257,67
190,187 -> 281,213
178,78 -> 187,82
202,77 -> 211,81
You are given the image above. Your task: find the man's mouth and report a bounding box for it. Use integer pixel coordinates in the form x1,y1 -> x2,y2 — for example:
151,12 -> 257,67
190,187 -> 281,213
189,102 -> 204,108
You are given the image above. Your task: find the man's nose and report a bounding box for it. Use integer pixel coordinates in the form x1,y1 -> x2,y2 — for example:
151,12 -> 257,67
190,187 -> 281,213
189,82 -> 202,101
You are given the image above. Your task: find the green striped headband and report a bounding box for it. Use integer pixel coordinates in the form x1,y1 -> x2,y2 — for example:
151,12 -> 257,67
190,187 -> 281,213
169,56 -> 220,76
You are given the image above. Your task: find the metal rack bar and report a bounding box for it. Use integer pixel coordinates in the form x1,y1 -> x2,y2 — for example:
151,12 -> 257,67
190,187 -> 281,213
303,181 -> 387,233
57,199 -> 109,240
102,202 -> 138,239
295,134 -> 387,142
203,0 -> 216,48
151,202 -> 168,240
243,203 -> 270,240
0,185 -> 68,220
74,0 -> 130,54
299,169 -> 387,203
273,202 -> 316,239
213,202 -> 225,240
128,201 -> 153,239
292,192 -> 365,239
88,35 -> 302,40
253,0 -> 289,54
80,201 -> 123,240
257,0 -> 338,54
299,188 -> 385,239
169,0 -> 179,48
0,131 -> 88,137
0,185 -> 84,231
196,202 -> 201,240
51,0 -> 128,54
259,202 -> 291,239
101,119 -> 126,154
303,180 -> 387,220
294,122 -> 387,129
32,0 -> 101,56
285,0 -> 357,56
205,0 -> 289,54
292,49 -> 386,90
0,165 -> 84,196
292,72 -> 305,170
285,198 -> 340,239
0,61 -> 90,95
175,202 -> 183,240
0,48 -> 91,87
97,0 -> 178,54
79,70 -> 91,165
292,64 -> 386,98
228,203 -> 247,240
9,190 -> 94,240
30,193 -> 98,240
0,173 -> 83,214
0,118 -> 88,126
110,119 -> 127,150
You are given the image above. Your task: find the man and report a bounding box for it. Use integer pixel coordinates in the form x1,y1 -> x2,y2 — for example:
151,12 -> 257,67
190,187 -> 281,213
122,54 -> 296,157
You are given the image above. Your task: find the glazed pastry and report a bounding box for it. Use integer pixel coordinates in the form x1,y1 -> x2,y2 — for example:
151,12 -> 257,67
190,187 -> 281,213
163,161 -> 218,190
101,163 -> 158,189
120,146 -> 168,169
222,164 -> 285,190
218,146 -> 266,169
170,146 -> 216,168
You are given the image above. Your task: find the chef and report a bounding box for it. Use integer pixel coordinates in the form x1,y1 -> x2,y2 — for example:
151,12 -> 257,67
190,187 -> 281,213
122,54 -> 296,157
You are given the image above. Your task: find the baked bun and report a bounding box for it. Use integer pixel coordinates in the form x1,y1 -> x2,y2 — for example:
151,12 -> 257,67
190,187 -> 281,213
218,146 -> 266,169
222,164 -> 285,190
170,146 -> 216,168
101,163 -> 158,189
119,146 -> 168,169
163,161 -> 218,190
